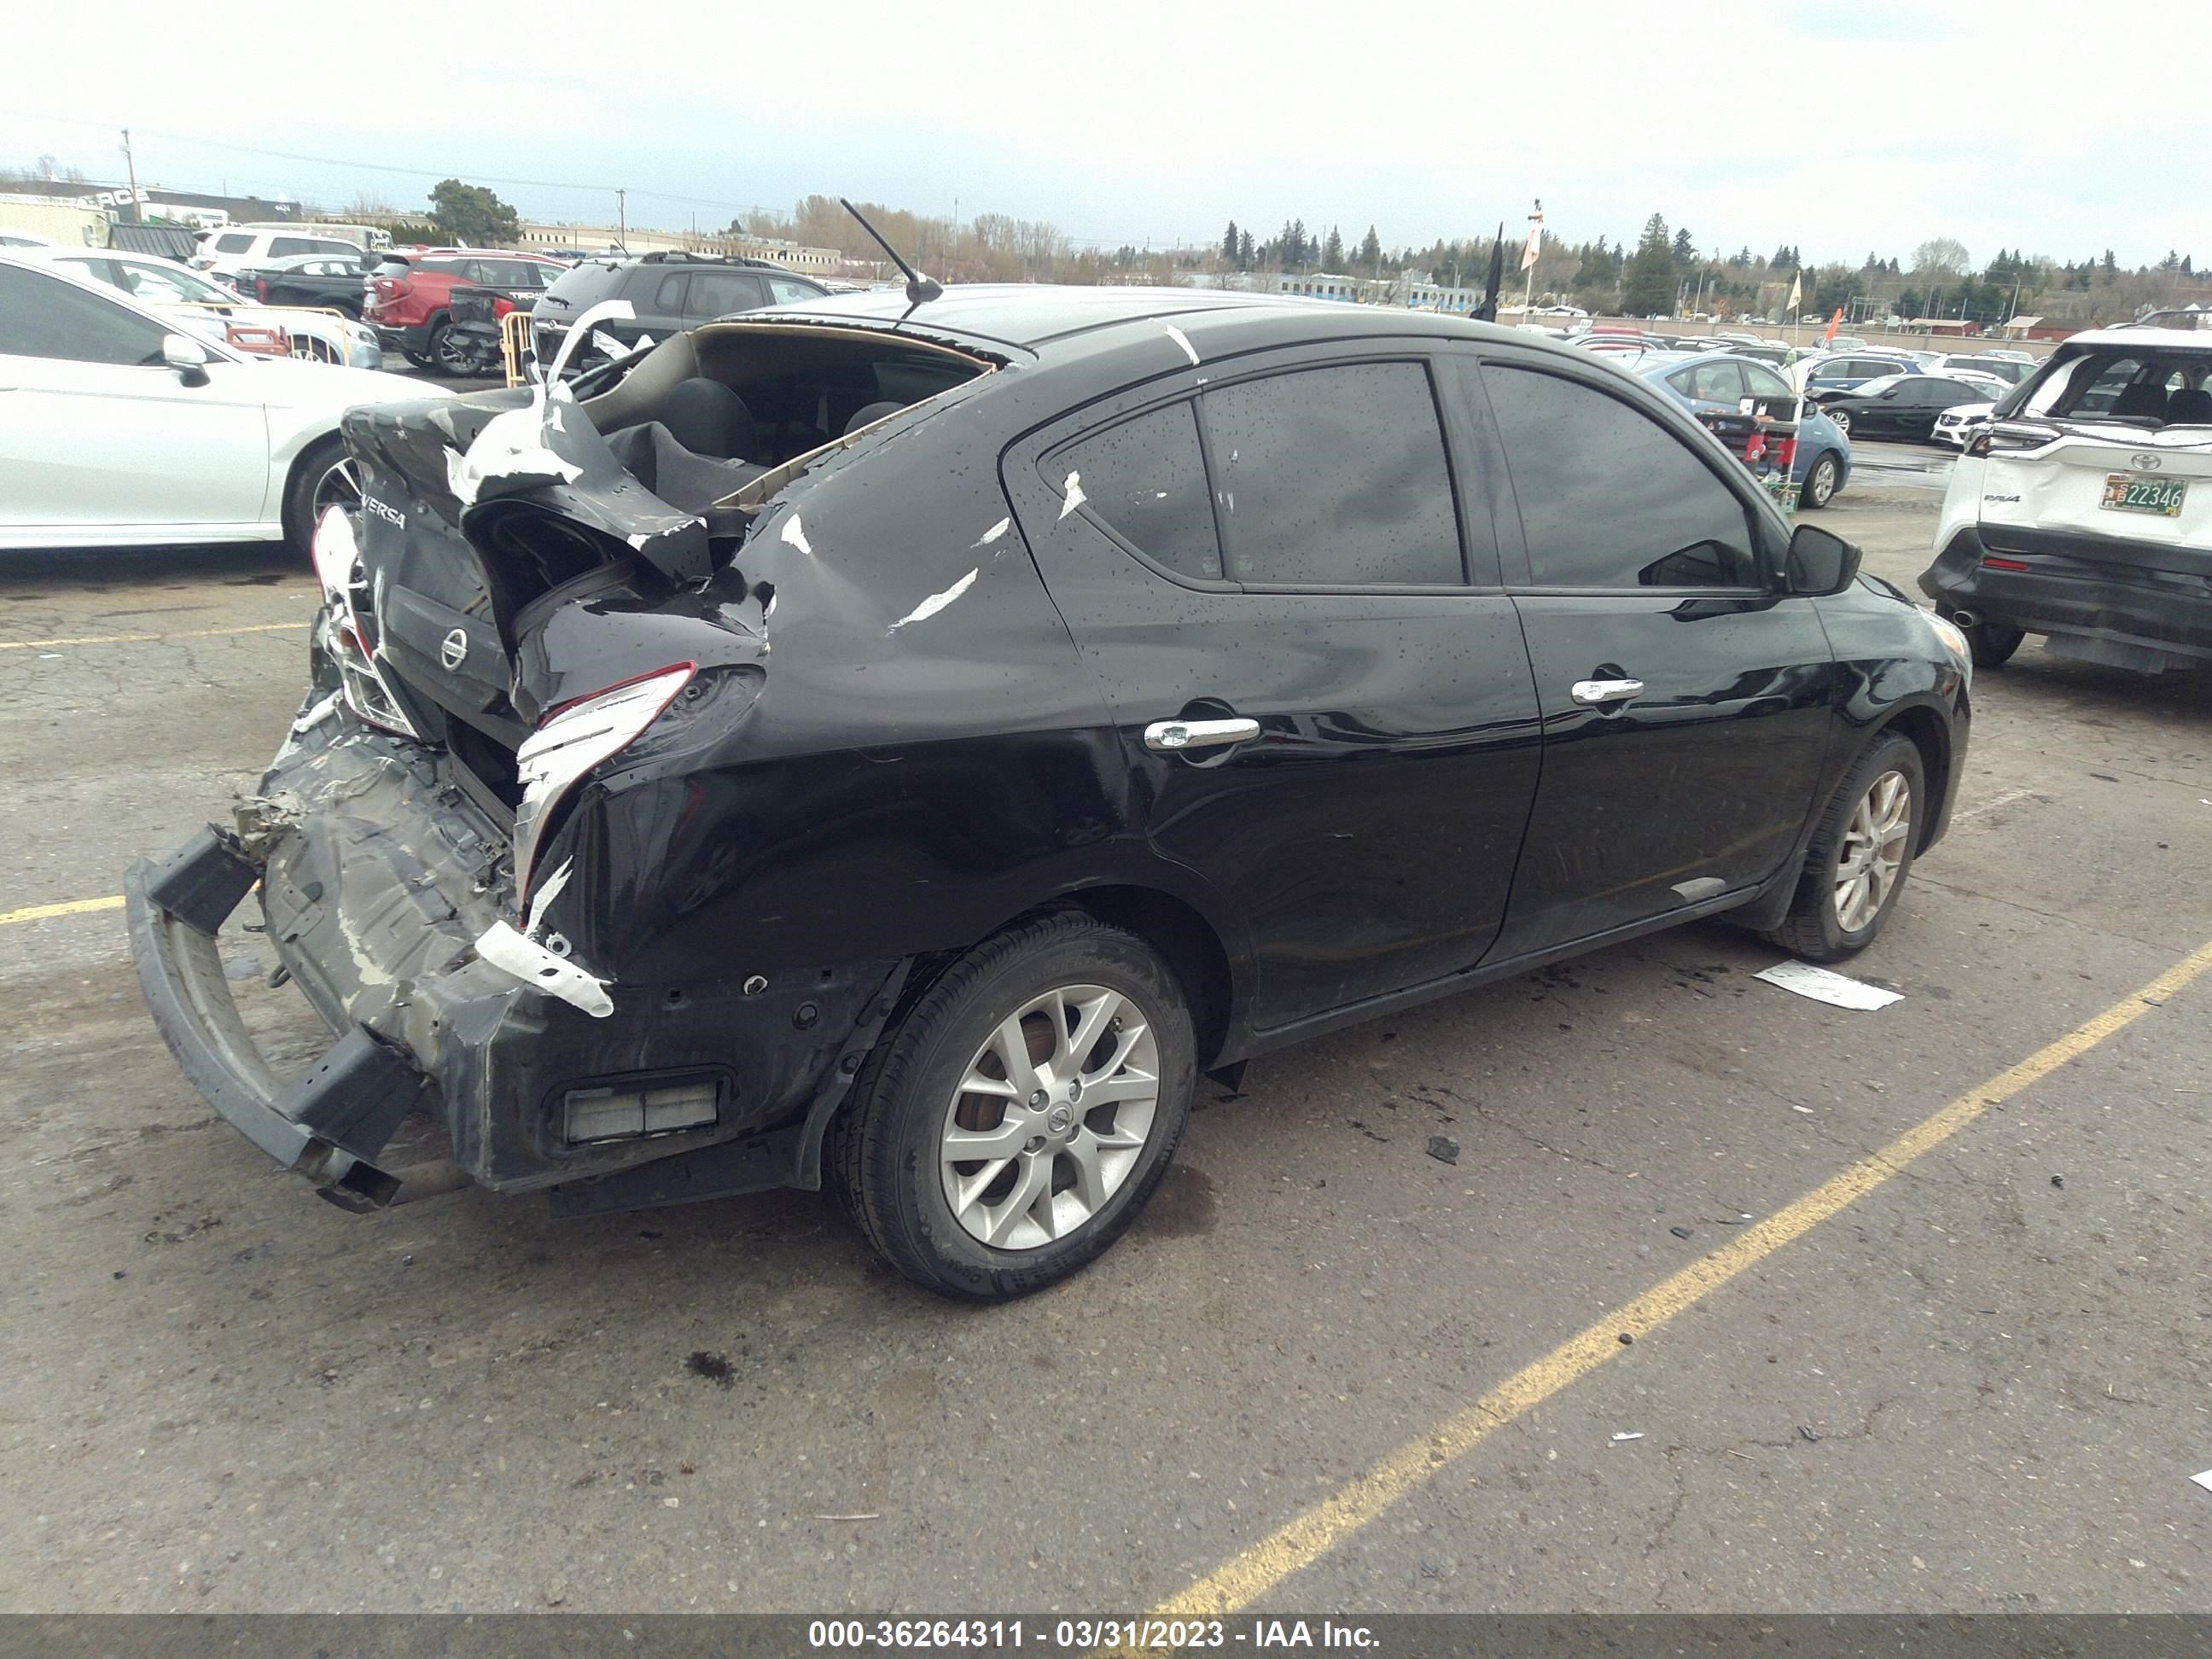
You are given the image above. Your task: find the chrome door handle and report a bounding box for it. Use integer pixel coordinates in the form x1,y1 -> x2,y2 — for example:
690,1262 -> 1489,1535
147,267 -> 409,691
1569,678 -> 1644,707
1144,717 -> 1260,752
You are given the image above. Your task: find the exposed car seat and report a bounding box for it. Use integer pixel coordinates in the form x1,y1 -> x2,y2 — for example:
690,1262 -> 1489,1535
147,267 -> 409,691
2111,381 -> 2170,422
844,401 -> 904,435
2165,387 -> 2212,424
658,378 -> 758,461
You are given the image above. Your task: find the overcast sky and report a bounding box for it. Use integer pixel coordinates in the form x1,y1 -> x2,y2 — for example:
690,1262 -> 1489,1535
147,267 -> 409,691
7,0 -> 2202,269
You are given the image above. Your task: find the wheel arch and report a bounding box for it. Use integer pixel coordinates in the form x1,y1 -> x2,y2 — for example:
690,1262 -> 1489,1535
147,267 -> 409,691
1875,701 -> 1952,853
276,427 -> 346,549
898,879 -> 1246,1073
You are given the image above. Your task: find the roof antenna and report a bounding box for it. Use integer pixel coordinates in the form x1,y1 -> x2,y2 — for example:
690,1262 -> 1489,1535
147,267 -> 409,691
840,197 -> 943,315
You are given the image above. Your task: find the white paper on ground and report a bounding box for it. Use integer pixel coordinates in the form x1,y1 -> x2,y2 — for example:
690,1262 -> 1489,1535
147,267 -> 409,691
1754,960 -> 1904,1010
2192,1469 -> 2212,1493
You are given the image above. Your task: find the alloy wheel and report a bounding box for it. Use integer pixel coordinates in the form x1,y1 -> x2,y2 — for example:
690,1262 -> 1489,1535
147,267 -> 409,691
311,456 -> 363,521
1830,409 -> 1851,434
1832,769 -> 1912,932
1807,456 -> 1837,506
938,983 -> 1161,1250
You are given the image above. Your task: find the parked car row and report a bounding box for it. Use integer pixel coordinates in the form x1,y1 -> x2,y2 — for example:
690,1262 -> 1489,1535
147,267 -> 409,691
16,246 -> 381,368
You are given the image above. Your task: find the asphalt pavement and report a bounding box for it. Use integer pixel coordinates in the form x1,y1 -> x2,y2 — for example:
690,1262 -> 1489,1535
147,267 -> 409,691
3,449 -> 2209,1618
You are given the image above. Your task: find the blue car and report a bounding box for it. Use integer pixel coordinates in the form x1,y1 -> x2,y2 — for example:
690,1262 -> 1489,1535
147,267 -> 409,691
1636,353 -> 1852,510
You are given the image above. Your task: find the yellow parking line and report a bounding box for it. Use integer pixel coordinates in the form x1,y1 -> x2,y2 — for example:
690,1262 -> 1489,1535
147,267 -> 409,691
1154,936 -> 2212,1617
0,894 -> 125,928
0,620 -> 308,651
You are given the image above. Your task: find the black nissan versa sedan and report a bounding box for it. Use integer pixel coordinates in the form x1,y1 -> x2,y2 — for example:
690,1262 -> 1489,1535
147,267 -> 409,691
126,285 -> 1971,1300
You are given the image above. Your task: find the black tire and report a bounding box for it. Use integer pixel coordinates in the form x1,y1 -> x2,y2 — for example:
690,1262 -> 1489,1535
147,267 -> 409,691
280,434 -> 358,557
1761,732 -> 1925,963
1801,451 -> 1841,509
1965,620 -> 2025,668
427,316 -> 465,375
404,349 -> 434,370
829,911 -> 1196,1301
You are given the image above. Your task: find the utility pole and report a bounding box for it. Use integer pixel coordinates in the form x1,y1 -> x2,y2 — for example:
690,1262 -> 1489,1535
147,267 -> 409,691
119,127 -> 140,223
616,189 -> 626,250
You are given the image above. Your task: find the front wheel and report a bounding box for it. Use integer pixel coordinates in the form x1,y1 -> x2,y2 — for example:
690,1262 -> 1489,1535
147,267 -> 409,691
1801,451 -> 1841,509
1828,408 -> 1852,435
830,911 -> 1196,1301
1762,733 -> 1925,963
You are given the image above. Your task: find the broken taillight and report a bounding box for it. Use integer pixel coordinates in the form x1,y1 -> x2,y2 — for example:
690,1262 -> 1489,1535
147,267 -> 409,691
512,666 -> 696,903
492,294 -> 515,319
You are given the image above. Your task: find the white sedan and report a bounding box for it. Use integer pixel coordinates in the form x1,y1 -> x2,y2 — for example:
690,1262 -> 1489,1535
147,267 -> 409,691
1931,399 -> 1997,448
0,250 -> 441,554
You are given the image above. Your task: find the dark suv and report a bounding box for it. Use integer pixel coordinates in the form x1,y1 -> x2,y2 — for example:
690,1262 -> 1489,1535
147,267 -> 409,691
127,288 -> 1970,1301
530,252 -> 830,375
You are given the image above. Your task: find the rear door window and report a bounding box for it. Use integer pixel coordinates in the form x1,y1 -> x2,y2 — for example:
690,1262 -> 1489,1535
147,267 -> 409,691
686,270 -> 766,318
1687,359 -> 1745,403
1200,360 -> 1464,586
1484,363 -> 1760,591
1056,402 -> 1222,581
767,276 -> 819,305
648,271 -> 689,313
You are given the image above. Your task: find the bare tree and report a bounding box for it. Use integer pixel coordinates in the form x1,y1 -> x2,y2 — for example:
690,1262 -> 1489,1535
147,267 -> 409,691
1912,237 -> 1970,278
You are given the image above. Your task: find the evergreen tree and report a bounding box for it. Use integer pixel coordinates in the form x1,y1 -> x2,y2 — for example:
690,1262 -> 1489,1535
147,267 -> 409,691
1359,224 -> 1382,273
1289,218 -> 1307,269
1623,213 -> 1676,315
1671,228 -> 1696,269
1237,229 -> 1254,269
1222,219 -> 1239,263
1323,225 -> 1344,270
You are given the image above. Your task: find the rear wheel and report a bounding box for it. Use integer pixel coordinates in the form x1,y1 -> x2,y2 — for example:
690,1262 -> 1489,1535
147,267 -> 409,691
281,435 -> 359,556
428,317 -> 466,375
830,911 -> 1196,1301
1828,408 -> 1851,435
1802,451 -> 1841,509
1762,733 -> 1924,963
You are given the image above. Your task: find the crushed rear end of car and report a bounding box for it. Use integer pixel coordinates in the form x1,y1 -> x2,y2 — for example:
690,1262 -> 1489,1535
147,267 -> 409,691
128,315 -> 1000,1214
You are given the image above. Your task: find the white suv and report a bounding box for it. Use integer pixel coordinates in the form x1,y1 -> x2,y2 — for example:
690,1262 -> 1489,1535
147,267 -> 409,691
1921,324 -> 2212,672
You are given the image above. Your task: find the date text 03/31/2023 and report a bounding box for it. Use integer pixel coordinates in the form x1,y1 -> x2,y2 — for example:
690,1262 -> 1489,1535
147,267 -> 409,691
806,1619 -> 1382,1649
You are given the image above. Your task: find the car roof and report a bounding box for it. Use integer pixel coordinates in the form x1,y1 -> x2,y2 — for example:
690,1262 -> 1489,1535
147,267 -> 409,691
2062,326 -> 2212,352
766,283 -> 1462,353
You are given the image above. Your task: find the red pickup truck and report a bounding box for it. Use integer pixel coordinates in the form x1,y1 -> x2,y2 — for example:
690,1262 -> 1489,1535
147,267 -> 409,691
365,251 -> 566,370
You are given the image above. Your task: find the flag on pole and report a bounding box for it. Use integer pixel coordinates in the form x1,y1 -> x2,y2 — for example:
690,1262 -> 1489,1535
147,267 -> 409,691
1521,209 -> 1543,272
1786,272 -> 1802,311
1823,307 -> 1842,343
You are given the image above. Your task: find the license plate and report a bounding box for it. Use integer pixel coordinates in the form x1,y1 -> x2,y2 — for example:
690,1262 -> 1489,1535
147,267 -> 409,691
2101,474 -> 2187,516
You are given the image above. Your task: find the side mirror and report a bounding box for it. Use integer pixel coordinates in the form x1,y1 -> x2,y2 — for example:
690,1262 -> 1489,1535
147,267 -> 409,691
1786,522 -> 1860,597
162,334 -> 211,386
